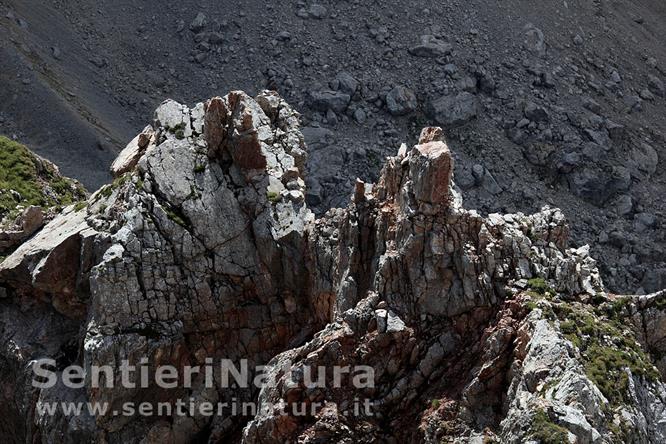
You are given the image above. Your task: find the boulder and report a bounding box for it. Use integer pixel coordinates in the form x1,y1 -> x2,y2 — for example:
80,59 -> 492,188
523,24 -> 546,56
567,167 -> 631,206
335,72 -> 359,95
110,126 -> 154,177
308,90 -> 351,113
0,207 -> 94,318
630,142 -> 659,179
307,4 -> 328,19
427,92 -> 479,127
386,86 -> 417,116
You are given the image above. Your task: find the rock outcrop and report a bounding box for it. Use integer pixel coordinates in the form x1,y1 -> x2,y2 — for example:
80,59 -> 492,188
0,91 -> 665,443
0,136 -> 87,256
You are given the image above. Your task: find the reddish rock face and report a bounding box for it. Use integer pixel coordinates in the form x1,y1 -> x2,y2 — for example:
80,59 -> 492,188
203,96 -> 228,157
418,126 -> 444,144
411,141 -> 453,208
230,130 -> 267,171
0,206 -> 44,252
205,93 -> 269,171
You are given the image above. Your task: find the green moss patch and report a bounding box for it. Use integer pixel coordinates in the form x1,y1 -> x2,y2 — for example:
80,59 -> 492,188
267,190 -> 281,203
551,301 -> 660,405
167,122 -> 187,140
524,285 -> 660,409
527,277 -> 556,297
99,185 -> 113,198
0,136 -> 86,223
165,207 -> 188,227
530,409 -> 569,444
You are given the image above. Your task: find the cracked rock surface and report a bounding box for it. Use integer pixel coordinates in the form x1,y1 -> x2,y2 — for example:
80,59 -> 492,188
1,92 -> 665,443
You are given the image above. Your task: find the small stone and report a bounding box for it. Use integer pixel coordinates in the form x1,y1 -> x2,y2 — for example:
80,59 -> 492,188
335,72 -> 359,95
524,24 -> 546,57
443,64 -> 458,75
524,102 -> 549,122
557,152 -> 580,173
480,169 -> 502,195
624,95 -> 642,113
642,268 -> 666,293
325,109 -> 338,125
614,195 -> 633,216
606,120 -> 626,142
194,52 -> 208,64
516,118 -> 530,128
635,212 -> 656,228
353,108 -> 366,124
648,74 -> 665,97
375,309 -> 388,333
409,35 -> 452,58
189,12 -> 207,33
386,311 -> 406,333
307,4 -> 328,19
456,167 -> 476,190
630,142 -> 658,178
472,164 -> 485,181
276,31 -> 292,41
538,71 -> 555,88
89,57 -> 106,68
582,97 -> 602,114
610,70 -> 622,83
